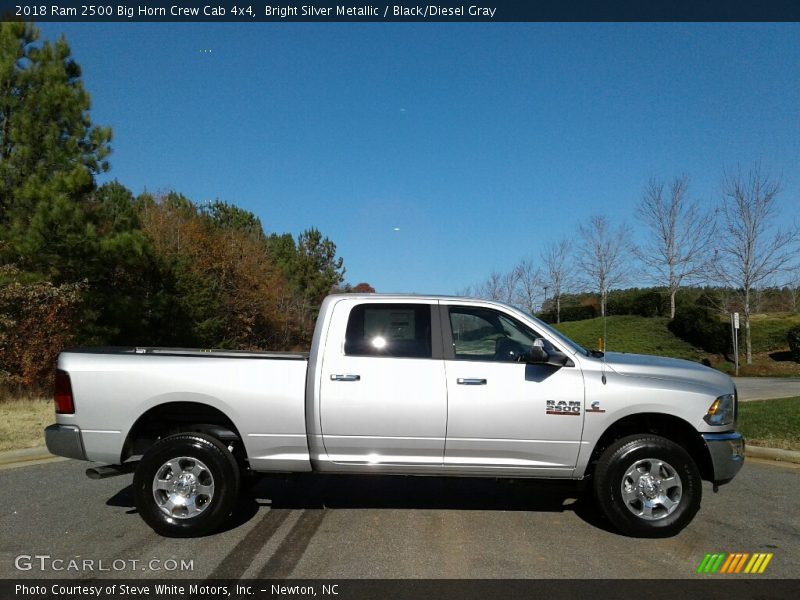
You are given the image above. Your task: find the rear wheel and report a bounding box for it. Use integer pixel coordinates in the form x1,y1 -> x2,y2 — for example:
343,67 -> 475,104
133,432 -> 240,537
593,434 -> 701,537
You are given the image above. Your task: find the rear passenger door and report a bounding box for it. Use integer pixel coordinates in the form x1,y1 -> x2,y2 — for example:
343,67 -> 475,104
319,300 -> 447,466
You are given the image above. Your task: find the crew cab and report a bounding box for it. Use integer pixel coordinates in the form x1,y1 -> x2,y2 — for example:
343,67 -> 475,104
45,294 -> 744,537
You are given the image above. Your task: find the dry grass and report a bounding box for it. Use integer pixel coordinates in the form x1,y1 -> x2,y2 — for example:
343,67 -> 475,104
0,397 -> 52,451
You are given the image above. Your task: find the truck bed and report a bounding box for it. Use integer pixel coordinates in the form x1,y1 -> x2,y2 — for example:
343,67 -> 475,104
57,348 -> 312,472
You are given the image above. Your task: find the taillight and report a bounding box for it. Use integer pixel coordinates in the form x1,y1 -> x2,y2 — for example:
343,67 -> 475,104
54,370 -> 75,414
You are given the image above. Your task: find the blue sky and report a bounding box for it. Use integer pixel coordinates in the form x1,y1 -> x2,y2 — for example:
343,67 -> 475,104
38,23 -> 800,294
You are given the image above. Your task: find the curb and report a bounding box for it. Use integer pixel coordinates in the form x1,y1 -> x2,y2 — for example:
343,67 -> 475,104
745,445 -> 800,464
0,445 -> 53,465
2,443 -> 799,468
0,446 -> 65,470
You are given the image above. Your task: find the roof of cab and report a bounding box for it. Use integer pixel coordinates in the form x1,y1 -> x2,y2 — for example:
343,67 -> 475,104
325,292 -> 515,309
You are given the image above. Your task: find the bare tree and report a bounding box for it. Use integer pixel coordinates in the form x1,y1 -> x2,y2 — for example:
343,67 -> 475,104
635,176 -> 716,318
498,267 -> 521,305
455,284 -> 475,297
541,239 -> 573,323
714,165 -> 799,364
783,263 -> 800,313
787,274 -> 800,313
467,262 -> 543,313
470,268 -> 524,305
578,215 -> 631,318
474,270 -> 504,302
513,259 -> 543,315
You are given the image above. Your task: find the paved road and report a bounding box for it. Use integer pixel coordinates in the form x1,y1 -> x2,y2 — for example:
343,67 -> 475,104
733,377 -> 800,401
1,459 -> 798,579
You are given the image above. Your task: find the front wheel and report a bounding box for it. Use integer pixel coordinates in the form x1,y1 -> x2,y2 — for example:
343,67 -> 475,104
593,434 -> 701,538
133,432 -> 240,537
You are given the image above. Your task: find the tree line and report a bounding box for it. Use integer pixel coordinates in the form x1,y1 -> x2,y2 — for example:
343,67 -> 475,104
0,23 -> 359,392
462,168 -> 800,365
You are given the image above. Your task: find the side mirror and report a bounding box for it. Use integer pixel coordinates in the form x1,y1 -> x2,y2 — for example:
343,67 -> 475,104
527,338 -> 574,367
527,338 -> 549,363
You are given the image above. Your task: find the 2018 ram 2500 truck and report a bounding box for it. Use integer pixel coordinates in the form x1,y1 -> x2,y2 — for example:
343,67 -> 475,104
45,294 -> 744,537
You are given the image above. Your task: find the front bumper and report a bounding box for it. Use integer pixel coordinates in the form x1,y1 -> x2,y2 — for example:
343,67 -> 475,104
44,424 -> 86,460
702,431 -> 745,485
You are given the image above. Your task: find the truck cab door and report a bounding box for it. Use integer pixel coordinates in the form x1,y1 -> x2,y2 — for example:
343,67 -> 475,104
319,300 -> 447,466
442,304 -> 585,476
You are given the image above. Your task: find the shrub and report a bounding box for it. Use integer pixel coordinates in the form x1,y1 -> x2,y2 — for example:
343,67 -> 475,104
668,304 -> 729,354
631,290 -> 666,317
606,288 -> 667,317
695,292 -> 720,310
538,304 -> 597,323
788,326 -> 800,363
0,267 -> 85,392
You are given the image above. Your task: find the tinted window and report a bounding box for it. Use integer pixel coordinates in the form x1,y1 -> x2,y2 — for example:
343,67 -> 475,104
345,304 -> 432,358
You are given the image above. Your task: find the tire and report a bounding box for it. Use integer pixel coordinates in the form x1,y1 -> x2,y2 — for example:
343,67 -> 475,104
593,434 -> 701,538
133,432 -> 240,537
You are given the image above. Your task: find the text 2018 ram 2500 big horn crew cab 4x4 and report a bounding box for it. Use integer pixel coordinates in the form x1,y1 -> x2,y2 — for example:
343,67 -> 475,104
46,294 -> 744,537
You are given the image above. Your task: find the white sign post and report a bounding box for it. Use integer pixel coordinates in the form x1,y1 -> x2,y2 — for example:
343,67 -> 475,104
732,312 -> 740,376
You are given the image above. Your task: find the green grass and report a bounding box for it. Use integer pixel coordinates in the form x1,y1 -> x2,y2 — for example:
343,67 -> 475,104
738,397 -> 800,451
554,316 -> 703,361
552,312 -> 800,375
0,397 -> 52,451
732,312 -> 800,354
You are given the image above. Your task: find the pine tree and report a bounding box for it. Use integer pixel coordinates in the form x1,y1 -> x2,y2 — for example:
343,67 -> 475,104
0,22 -> 112,278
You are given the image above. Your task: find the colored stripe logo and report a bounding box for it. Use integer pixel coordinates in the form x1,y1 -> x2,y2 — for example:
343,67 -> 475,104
697,552 -> 773,574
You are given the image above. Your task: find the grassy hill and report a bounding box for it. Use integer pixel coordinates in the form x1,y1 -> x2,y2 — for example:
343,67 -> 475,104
554,316 -> 703,361
552,313 -> 800,376
729,312 -> 800,354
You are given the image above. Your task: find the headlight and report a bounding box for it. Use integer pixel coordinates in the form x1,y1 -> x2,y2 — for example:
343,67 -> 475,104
704,394 -> 735,426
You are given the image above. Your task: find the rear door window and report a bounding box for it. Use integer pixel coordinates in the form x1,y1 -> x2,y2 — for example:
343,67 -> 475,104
345,304 -> 433,358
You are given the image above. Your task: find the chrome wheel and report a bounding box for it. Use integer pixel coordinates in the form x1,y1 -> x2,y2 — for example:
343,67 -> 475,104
152,457 -> 215,519
620,458 -> 683,521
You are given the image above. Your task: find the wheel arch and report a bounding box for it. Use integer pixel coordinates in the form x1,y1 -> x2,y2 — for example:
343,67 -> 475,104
122,401 -> 246,464
585,412 -> 713,482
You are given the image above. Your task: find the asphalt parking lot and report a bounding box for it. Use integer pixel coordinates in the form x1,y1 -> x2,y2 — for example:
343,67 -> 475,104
1,457 -> 798,579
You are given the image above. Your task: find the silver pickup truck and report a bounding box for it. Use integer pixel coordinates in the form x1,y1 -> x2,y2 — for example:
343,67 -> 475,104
46,293 -> 744,538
